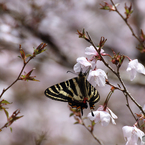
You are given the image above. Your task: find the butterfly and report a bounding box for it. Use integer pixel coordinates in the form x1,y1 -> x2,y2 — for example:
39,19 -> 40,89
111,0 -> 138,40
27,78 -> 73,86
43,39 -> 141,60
44,71 -> 100,116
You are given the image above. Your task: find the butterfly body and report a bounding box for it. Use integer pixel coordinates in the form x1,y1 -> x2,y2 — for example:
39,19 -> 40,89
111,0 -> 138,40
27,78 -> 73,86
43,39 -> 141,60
44,72 -> 100,116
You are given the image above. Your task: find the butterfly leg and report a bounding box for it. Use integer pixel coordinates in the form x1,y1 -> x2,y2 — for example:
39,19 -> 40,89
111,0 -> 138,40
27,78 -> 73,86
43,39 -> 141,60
81,108 -> 83,116
89,103 -> 95,116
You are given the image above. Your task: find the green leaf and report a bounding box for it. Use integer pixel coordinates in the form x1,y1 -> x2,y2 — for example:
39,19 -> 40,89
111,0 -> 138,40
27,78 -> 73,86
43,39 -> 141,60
10,127 -> 12,132
74,121 -> 79,124
25,54 -> 32,58
82,117 -> 88,120
4,109 -> 9,118
91,120 -> 96,126
1,100 -> 11,105
69,113 -> 74,117
33,43 -> 47,56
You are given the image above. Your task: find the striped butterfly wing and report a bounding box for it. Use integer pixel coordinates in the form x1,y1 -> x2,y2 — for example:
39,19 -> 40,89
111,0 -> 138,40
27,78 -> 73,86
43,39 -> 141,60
44,77 -> 79,101
86,80 -> 100,109
44,73 -> 100,115
44,77 -> 86,106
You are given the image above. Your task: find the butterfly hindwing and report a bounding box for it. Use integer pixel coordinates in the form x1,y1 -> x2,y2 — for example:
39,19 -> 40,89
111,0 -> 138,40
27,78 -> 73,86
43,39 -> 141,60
44,72 -> 100,115
86,80 -> 100,109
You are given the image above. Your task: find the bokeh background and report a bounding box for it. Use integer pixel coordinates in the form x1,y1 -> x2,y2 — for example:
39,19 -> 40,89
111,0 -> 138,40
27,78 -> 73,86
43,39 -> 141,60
0,0 -> 145,145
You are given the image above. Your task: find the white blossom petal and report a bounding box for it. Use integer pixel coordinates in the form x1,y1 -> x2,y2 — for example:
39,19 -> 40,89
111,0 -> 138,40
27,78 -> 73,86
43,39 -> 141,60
77,57 -> 91,67
122,126 -> 133,140
87,69 -> 107,87
126,59 -> 145,81
100,111 -> 110,126
90,59 -> 97,70
111,117 -> 116,125
108,108 -> 118,119
73,57 -> 92,73
87,110 -> 100,122
73,63 -> 81,73
85,45 -> 105,57
87,110 -> 97,121
97,106 -> 104,111
137,63 -> 145,74
88,106 -> 117,126
95,74 -> 106,87
129,69 -> 137,81
85,46 -> 97,56
93,114 -> 101,123
122,126 -> 145,145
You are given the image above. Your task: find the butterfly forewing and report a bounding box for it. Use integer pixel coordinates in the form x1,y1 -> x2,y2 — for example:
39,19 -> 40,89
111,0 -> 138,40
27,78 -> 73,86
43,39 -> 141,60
45,79 -> 76,102
44,72 -> 100,115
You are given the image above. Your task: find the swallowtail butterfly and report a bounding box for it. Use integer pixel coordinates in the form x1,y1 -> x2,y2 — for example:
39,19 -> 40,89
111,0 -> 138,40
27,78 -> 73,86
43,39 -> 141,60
44,72 -> 100,116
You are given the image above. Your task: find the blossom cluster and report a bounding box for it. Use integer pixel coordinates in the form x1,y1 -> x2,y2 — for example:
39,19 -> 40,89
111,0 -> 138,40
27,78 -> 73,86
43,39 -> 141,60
87,105 -> 118,127
73,46 -> 108,87
73,45 -> 145,145
74,46 -> 145,87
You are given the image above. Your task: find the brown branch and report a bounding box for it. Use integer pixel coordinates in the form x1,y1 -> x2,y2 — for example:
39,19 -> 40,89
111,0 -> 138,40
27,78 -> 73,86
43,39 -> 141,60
110,0 -> 144,48
86,32 -> 145,117
0,57 -> 33,98
82,122 -> 104,145
116,71 -> 145,116
123,92 -> 138,122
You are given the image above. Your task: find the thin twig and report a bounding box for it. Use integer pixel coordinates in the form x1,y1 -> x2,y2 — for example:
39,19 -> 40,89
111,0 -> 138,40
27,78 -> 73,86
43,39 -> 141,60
124,92 -> 138,122
116,72 -> 145,116
110,0 -> 144,48
86,32 -> 145,117
82,122 -> 104,145
0,56 -> 34,98
106,81 -> 123,91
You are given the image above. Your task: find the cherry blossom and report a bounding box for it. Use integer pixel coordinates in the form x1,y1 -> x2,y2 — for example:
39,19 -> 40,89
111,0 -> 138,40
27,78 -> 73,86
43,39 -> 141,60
73,57 -> 92,73
85,45 -> 106,58
126,59 -> 145,81
87,69 -> 107,87
87,105 -> 118,126
122,126 -> 145,145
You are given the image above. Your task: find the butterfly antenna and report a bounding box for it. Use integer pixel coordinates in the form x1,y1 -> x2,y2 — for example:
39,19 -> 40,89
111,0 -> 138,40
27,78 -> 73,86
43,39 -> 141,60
67,71 -> 76,75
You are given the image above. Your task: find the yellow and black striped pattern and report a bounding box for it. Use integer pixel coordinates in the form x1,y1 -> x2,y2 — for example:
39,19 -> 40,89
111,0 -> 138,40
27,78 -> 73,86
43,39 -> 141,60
44,72 -> 100,115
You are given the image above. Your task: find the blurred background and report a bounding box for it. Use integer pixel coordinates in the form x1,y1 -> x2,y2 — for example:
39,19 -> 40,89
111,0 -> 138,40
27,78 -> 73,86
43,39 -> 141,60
0,0 -> 145,145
